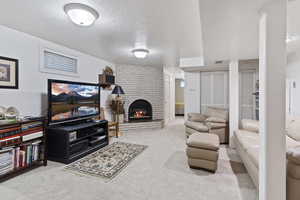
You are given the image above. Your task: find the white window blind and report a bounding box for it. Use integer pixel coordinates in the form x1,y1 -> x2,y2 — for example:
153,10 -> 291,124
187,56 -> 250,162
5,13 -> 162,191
44,51 -> 77,73
239,71 -> 257,120
200,71 -> 229,113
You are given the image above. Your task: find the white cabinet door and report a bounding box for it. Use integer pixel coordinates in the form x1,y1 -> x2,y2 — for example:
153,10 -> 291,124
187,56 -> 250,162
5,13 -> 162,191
239,71 -> 257,120
200,72 -> 229,113
184,72 -> 200,118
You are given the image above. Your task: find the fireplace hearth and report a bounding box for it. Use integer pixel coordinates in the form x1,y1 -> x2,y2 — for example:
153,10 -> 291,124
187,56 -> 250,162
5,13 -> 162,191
128,99 -> 152,122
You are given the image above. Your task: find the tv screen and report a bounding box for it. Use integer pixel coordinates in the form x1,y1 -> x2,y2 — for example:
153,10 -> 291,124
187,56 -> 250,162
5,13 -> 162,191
48,79 -> 100,124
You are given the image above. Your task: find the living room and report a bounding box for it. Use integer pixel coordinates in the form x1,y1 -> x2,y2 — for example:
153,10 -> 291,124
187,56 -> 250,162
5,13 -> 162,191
0,0 -> 296,200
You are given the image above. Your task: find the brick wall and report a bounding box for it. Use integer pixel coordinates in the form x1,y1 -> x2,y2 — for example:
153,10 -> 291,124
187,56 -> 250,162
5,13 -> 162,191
116,64 -> 164,121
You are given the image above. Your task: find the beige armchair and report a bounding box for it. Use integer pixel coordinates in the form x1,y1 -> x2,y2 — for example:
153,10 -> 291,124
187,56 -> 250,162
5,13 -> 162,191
185,107 -> 229,144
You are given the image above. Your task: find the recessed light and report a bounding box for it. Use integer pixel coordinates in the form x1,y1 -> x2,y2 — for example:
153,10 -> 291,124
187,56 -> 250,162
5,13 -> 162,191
132,49 -> 150,59
64,3 -> 99,27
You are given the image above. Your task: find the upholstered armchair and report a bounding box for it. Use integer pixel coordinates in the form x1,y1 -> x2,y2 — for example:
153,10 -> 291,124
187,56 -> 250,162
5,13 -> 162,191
184,107 -> 229,144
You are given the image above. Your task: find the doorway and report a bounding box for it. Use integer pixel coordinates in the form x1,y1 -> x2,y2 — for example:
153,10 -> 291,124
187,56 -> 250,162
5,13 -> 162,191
175,79 -> 185,116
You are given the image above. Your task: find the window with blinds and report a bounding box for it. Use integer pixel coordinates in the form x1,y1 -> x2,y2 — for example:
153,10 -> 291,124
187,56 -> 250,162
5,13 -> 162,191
44,51 -> 77,73
40,48 -> 79,77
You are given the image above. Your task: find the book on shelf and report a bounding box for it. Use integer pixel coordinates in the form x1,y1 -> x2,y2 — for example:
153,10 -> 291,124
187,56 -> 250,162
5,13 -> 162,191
22,127 -> 43,136
22,131 -> 43,142
0,127 -> 21,139
0,136 -> 21,148
21,121 -> 43,130
0,125 -> 43,147
0,140 -> 43,176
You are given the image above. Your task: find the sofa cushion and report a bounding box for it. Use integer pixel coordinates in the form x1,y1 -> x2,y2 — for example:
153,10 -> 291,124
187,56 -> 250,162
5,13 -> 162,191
187,113 -> 207,122
286,135 -> 300,150
206,117 -> 227,124
241,119 -> 259,133
287,161 -> 300,180
187,133 -> 219,151
287,147 -> 300,165
235,130 -> 260,168
247,146 -> 259,168
184,121 -> 209,132
204,107 -> 229,122
287,119 -> 300,142
235,130 -> 260,151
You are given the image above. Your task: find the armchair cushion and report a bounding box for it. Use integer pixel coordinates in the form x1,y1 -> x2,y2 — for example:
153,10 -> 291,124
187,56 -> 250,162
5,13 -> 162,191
184,121 -> 209,132
204,107 -> 228,122
187,113 -> 207,122
206,117 -> 227,124
206,122 -> 227,129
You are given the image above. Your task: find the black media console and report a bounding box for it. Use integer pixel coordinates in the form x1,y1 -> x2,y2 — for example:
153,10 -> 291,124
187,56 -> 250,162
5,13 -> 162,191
47,120 -> 108,164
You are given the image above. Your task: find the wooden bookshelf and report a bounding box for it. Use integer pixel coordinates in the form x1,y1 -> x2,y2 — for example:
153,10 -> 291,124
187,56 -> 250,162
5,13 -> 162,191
0,118 -> 47,182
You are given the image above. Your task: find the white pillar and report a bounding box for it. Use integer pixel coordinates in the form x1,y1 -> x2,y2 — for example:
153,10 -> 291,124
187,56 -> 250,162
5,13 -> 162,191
229,60 -> 239,148
259,1 -> 286,200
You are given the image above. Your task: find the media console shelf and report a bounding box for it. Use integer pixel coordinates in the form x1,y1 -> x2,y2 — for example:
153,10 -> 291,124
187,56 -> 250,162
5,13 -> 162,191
47,120 -> 109,164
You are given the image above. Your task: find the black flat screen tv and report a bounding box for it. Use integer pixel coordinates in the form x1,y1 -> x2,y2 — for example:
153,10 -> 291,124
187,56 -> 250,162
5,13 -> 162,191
48,79 -> 100,124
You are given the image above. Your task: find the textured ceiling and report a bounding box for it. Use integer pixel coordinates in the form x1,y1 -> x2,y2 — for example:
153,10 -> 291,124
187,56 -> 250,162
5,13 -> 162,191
199,0 -> 298,65
0,0 -> 203,67
199,0 -> 262,65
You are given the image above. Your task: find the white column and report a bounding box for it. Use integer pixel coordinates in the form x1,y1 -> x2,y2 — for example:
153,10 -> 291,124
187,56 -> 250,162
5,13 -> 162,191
259,1 -> 286,200
229,60 -> 239,148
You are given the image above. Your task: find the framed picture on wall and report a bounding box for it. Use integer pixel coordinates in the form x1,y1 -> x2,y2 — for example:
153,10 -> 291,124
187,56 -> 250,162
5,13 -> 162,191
0,56 -> 18,89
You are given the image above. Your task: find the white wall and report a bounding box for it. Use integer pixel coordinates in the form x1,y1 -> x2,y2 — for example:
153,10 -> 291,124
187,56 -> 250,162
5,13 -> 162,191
0,25 -> 114,118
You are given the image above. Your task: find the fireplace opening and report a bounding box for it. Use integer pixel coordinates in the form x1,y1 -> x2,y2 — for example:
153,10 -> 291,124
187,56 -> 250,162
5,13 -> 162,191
128,99 -> 152,122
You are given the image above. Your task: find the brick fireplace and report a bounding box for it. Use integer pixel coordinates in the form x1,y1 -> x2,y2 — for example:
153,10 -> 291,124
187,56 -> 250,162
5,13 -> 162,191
115,64 -> 164,132
128,99 -> 153,122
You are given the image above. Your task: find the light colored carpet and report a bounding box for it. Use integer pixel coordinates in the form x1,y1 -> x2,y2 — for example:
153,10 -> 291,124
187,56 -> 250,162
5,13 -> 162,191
0,118 -> 258,200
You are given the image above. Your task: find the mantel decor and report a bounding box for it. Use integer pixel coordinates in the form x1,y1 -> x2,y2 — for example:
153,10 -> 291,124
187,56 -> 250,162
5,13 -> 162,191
0,56 -> 18,89
99,66 -> 115,89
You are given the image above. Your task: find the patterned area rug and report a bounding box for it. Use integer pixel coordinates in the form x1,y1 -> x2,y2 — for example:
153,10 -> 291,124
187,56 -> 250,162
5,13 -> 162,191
65,142 -> 147,179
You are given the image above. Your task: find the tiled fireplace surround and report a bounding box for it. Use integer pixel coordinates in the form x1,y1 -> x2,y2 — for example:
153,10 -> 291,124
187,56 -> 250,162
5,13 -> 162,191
116,64 -> 164,132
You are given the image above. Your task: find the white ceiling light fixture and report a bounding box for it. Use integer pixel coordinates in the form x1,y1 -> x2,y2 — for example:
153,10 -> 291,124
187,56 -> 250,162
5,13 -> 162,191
132,49 -> 150,59
64,3 -> 99,27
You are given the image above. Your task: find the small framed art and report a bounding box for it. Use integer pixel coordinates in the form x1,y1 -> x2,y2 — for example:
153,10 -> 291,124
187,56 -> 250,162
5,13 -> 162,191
0,56 -> 18,89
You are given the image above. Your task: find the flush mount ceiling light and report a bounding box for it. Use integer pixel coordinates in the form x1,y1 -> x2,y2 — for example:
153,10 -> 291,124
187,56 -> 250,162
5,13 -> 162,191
64,3 -> 99,26
132,49 -> 150,59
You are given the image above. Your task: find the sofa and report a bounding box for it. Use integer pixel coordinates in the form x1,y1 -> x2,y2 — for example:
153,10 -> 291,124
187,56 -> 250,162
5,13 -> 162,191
185,107 -> 229,144
234,118 -> 300,200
